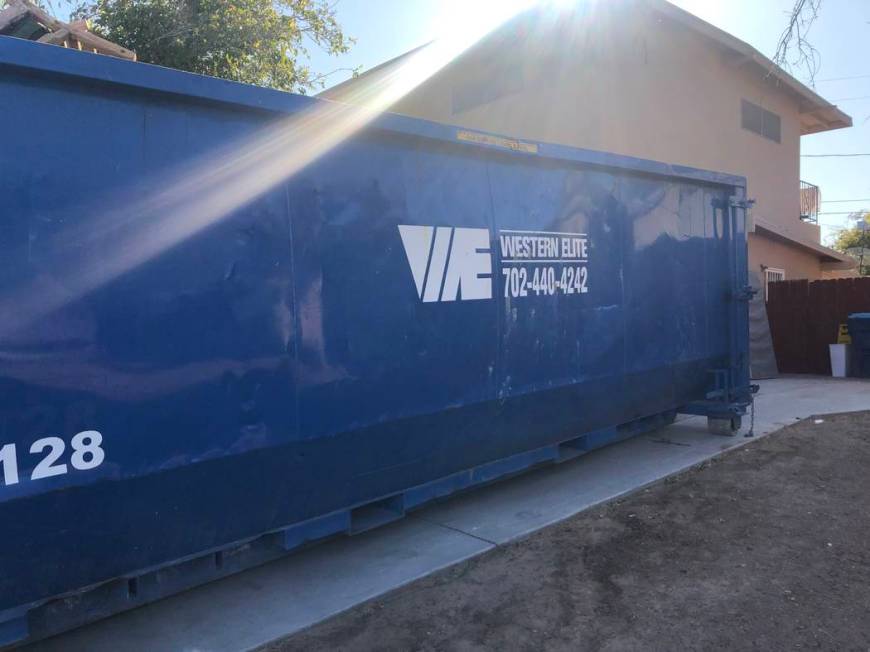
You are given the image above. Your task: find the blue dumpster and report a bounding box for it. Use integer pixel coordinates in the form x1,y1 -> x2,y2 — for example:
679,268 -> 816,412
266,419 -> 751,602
848,313 -> 870,378
0,36 -> 754,645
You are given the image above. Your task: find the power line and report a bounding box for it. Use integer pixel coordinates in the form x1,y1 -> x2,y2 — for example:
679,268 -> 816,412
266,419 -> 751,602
830,95 -> 870,102
801,153 -> 870,157
821,198 -> 870,203
818,211 -> 869,215
817,73 -> 870,82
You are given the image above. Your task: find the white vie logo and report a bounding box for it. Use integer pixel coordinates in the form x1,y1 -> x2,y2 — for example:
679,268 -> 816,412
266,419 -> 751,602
398,225 -> 492,302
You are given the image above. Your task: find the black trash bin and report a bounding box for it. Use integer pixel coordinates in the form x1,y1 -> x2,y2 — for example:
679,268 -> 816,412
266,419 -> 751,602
847,313 -> 870,378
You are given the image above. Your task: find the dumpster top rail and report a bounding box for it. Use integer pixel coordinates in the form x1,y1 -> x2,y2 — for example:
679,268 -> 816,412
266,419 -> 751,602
0,36 -> 745,190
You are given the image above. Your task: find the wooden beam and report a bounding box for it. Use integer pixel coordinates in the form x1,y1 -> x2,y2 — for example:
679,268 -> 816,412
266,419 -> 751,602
0,1 -> 30,32
36,27 -> 69,45
2,0 -> 136,61
5,0 -> 63,33
66,25 -> 136,60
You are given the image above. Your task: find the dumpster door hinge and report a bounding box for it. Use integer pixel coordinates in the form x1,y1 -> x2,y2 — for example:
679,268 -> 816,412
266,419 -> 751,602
729,197 -> 756,210
732,285 -> 757,301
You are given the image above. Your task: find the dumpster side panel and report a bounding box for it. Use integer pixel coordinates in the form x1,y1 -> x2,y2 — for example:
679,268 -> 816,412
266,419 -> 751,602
0,66 -> 299,609
288,137 -> 500,439
0,39 -> 749,634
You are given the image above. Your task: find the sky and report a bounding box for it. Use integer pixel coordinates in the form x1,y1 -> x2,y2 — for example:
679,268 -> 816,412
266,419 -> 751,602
305,0 -> 870,244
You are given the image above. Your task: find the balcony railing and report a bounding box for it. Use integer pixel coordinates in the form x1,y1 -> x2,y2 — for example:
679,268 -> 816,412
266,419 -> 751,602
800,180 -> 820,224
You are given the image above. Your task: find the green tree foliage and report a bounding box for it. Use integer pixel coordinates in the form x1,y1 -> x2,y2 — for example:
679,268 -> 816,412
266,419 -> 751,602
831,212 -> 870,276
71,0 -> 353,93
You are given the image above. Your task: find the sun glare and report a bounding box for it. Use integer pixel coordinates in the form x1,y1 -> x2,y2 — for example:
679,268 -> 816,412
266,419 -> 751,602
0,0 -> 543,338
432,0 -> 537,41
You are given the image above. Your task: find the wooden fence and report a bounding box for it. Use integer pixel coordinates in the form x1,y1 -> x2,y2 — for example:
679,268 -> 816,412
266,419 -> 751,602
766,277 -> 870,374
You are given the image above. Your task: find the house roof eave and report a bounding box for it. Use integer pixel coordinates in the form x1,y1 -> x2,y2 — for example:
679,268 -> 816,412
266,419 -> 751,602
647,0 -> 852,135
754,218 -> 856,269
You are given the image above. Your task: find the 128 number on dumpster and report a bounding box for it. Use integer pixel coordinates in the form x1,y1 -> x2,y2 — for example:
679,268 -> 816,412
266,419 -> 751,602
0,431 -> 105,486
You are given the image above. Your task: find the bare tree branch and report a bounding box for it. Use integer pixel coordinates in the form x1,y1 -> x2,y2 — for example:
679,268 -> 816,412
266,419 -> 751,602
772,0 -> 822,86
307,66 -> 360,88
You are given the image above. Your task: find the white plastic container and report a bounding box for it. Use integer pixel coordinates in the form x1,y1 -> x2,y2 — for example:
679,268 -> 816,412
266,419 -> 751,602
829,343 -> 851,378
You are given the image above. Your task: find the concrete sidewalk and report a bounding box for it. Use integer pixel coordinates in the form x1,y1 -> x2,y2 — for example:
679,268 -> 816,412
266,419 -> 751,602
26,376 -> 870,652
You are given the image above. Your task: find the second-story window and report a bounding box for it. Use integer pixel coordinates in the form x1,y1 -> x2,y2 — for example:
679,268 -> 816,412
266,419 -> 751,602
742,99 -> 781,143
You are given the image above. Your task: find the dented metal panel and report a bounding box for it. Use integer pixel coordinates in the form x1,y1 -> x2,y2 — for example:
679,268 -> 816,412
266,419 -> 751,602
0,37 -> 751,645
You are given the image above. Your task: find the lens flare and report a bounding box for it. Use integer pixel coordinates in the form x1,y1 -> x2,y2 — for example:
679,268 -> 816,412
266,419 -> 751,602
0,4 -> 535,340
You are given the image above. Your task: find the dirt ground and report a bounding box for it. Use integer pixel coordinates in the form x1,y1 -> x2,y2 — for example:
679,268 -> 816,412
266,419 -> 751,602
265,412 -> 870,651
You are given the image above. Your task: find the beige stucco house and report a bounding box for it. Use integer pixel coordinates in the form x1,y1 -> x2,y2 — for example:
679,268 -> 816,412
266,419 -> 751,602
322,0 -> 855,290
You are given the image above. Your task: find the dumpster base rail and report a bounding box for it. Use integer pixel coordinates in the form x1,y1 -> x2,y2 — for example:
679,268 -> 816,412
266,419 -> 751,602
3,409 -> 677,648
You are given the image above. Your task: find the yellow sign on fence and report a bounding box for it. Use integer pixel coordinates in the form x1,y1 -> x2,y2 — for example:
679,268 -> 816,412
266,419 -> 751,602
837,324 -> 852,345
